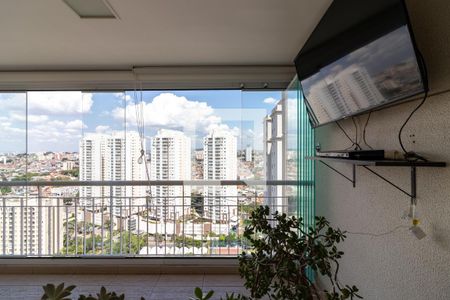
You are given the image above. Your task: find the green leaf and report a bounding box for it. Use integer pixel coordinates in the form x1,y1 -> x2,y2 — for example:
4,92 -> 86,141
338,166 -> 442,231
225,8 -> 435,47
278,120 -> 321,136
41,283 -> 75,300
204,290 -> 214,300
55,283 -> 64,296
194,287 -> 203,299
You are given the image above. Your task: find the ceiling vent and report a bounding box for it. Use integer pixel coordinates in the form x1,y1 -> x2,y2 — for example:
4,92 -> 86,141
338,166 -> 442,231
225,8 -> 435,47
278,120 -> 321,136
63,0 -> 118,19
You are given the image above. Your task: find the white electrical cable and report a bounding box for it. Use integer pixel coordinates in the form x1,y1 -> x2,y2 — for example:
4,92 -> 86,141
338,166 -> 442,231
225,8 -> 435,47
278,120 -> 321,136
132,80 -> 151,186
346,225 -> 409,237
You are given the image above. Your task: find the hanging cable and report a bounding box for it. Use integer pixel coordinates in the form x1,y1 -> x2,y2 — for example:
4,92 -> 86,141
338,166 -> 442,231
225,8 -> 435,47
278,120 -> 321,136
362,112 -> 373,150
336,121 -> 354,144
336,121 -> 361,150
351,117 -> 361,150
132,79 -> 151,184
398,51 -> 429,161
398,91 -> 428,161
346,225 -> 409,237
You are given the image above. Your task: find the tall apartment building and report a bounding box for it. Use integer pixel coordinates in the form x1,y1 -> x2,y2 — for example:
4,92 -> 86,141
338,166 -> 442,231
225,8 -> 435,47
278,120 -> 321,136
264,99 -> 286,215
203,131 -> 237,222
79,132 -> 147,216
150,129 -> 191,220
245,145 -> 253,162
0,198 -> 64,255
79,134 -> 104,205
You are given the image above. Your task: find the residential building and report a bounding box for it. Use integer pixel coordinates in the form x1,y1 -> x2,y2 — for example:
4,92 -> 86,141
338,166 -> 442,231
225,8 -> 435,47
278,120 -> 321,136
0,197 -> 64,255
150,129 -> 191,220
79,132 -> 147,215
79,133 -> 105,205
245,145 -> 252,162
203,131 -> 238,222
62,161 -> 76,171
264,99 -> 286,215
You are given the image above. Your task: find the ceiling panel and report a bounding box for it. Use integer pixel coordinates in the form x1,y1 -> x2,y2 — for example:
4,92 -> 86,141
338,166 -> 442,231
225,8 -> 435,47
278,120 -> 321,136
0,0 -> 332,70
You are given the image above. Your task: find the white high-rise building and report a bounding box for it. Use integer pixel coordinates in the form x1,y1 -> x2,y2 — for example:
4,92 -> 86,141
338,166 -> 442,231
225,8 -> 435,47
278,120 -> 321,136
79,132 -> 147,216
0,198 -> 64,255
203,131 -> 237,222
150,129 -> 191,220
264,99 -> 286,215
245,145 -> 253,162
79,133 -> 105,206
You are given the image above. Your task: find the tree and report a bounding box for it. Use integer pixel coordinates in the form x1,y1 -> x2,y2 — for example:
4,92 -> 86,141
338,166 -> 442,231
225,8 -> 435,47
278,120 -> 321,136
0,186 -> 11,195
110,231 -> 148,254
175,236 -> 203,248
12,172 -> 39,181
191,193 -> 204,215
61,168 -> 79,178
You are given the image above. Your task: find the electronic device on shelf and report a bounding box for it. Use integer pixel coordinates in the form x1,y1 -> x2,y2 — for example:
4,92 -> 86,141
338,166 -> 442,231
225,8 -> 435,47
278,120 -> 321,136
294,0 -> 427,128
316,149 -> 385,160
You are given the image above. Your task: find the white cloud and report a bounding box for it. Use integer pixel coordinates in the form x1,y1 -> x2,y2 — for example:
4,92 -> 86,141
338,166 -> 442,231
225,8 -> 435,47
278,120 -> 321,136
206,123 -> 240,137
9,112 -> 48,123
114,93 -> 132,102
112,93 -> 223,133
32,119 -> 85,132
0,120 -> 26,152
0,92 -> 92,152
0,93 -> 26,112
0,93 -> 25,102
95,125 -> 110,133
27,92 -> 93,115
65,119 -> 86,130
27,119 -> 86,152
263,97 -> 278,104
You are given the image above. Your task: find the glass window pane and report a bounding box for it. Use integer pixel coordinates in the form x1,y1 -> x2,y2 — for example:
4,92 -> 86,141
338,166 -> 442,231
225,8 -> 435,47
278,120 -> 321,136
241,91 -> 283,181
286,82 -> 299,216
27,91 -> 84,181
0,88 -> 299,257
0,92 -> 27,182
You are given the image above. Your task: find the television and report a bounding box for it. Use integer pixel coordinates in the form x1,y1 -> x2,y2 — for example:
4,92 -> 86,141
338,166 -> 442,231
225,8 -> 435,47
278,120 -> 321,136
294,0 -> 427,128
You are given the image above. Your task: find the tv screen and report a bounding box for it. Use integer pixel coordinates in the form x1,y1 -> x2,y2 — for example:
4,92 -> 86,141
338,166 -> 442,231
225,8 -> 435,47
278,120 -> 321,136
295,0 -> 427,128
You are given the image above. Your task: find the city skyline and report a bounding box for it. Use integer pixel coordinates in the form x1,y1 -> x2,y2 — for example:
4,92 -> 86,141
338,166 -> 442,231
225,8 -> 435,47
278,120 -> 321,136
0,90 -> 282,154
0,90 -> 301,187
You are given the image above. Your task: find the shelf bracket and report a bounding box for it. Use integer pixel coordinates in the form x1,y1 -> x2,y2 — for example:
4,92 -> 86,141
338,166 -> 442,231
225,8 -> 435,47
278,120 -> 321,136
309,156 -> 445,205
320,161 -> 356,187
362,166 -> 416,204
319,160 -> 417,203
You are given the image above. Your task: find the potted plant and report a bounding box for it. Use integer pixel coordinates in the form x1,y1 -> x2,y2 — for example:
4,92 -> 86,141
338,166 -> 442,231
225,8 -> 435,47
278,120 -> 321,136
237,206 -> 362,300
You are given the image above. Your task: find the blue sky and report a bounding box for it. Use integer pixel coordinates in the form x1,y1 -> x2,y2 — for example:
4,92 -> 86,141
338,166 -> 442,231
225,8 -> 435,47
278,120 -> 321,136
0,90 -> 284,153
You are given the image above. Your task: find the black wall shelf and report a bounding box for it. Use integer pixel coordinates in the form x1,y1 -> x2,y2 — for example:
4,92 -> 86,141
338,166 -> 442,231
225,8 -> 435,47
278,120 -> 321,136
306,156 -> 446,204
307,157 -> 446,167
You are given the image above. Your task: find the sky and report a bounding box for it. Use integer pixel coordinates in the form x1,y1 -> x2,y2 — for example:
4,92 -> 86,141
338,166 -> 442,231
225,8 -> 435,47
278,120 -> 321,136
0,90 -> 293,154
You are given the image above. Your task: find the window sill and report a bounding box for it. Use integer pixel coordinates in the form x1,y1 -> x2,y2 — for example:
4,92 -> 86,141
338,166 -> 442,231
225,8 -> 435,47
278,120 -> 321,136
0,257 -> 239,274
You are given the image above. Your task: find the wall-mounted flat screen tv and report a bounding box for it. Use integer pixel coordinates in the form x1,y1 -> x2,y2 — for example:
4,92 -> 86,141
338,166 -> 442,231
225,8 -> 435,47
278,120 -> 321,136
294,0 -> 427,128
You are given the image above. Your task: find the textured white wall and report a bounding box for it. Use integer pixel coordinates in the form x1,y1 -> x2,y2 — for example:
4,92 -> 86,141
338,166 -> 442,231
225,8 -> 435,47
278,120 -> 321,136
315,1 -> 450,299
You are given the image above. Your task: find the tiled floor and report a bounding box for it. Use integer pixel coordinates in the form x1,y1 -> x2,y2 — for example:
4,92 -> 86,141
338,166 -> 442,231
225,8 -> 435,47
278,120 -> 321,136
0,274 -> 247,300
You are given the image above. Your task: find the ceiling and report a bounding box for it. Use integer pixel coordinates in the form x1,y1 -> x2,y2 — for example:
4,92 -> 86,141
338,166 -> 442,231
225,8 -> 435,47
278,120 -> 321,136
0,0 -> 332,71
